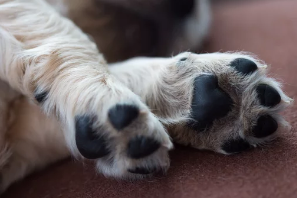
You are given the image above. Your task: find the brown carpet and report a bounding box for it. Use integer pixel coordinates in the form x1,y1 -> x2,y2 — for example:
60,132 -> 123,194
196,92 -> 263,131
3,0 -> 297,197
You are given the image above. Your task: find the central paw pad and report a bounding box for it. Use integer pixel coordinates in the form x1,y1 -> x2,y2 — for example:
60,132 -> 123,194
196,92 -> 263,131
189,75 -> 233,131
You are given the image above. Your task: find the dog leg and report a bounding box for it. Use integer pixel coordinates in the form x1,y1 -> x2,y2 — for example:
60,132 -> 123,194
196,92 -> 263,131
0,0 -> 172,192
110,52 -> 292,153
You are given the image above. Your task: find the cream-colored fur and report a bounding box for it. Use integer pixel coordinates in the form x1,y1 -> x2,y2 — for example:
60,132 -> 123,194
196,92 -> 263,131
0,0 -> 173,192
0,0 -> 292,194
110,53 -> 292,152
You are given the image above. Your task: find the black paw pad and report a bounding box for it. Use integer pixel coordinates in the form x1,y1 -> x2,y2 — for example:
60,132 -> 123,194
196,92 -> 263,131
128,167 -> 157,175
189,75 -> 233,131
230,58 -> 258,75
108,104 -> 139,131
252,115 -> 278,138
75,116 -> 110,159
256,84 -> 281,107
127,136 -> 160,159
221,138 -> 251,154
34,89 -> 48,103
171,0 -> 195,18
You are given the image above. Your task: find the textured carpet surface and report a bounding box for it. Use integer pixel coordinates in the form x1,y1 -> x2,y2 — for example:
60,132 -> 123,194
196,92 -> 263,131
3,0 -> 297,197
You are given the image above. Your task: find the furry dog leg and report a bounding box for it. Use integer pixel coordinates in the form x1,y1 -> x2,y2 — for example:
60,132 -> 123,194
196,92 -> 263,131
110,53 -> 292,153
0,0 -> 172,192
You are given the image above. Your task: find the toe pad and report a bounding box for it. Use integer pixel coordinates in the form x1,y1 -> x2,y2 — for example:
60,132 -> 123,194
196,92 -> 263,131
252,115 -> 278,138
230,58 -> 258,75
256,84 -> 281,107
108,104 -> 139,131
128,167 -> 157,175
127,136 -> 160,159
75,116 -> 110,159
221,138 -> 251,154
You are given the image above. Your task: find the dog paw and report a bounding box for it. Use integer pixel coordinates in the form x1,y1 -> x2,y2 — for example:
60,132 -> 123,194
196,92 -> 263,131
74,101 -> 173,178
34,72 -> 173,178
153,52 -> 292,154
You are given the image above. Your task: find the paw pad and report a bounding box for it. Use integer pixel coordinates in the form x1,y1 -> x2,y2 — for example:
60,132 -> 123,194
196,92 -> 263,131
108,104 -> 139,130
128,167 -> 157,175
75,115 -> 110,159
230,58 -> 258,75
252,115 -> 278,138
127,136 -> 161,159
190,75 -> 233,131
256,84 -> 281,107
221,138 -> 251,154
